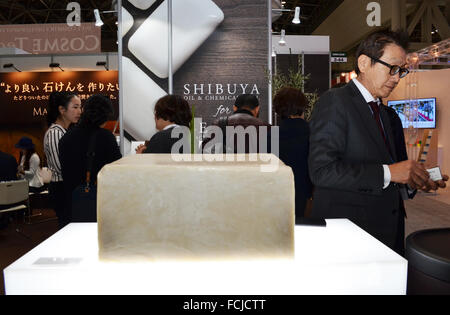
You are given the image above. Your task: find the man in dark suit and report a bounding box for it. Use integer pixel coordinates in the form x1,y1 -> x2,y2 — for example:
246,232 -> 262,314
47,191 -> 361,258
308,30 -> 447,255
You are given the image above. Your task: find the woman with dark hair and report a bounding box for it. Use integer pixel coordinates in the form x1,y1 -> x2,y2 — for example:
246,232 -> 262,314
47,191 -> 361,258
15,136 -> 44,193
59,94 -> 121,222
273,87 -> 312,220
136,95 -> 192,154
44,91 -> 81,228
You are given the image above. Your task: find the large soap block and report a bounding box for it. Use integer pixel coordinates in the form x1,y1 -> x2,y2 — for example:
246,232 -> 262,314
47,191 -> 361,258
97,154 -> 295,261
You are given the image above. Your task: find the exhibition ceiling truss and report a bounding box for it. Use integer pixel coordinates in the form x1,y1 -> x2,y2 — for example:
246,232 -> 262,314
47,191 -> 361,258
0,0 -> 448,55
0,0 -> 118,51
274,0 -> 449,48
415,38 -> 450,67
407,0 -> 450,47
1,0 -> 346,39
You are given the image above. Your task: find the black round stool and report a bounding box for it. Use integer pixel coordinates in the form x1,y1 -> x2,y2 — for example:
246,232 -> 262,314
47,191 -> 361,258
406,228 -> 450,295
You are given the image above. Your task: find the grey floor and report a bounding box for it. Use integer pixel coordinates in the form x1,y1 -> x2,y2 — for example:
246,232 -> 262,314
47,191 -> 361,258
404,190 -> 450,237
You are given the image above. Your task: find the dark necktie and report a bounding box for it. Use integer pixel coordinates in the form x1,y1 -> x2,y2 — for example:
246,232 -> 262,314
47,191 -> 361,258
368,101 -> 389,150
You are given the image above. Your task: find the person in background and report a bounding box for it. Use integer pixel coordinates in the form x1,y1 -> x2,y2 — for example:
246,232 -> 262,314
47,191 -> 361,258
15,136 -> 44,193
0,149 -> 19,228
136,95 -> 192,154
0,149 -> 18,182
59,94 -> 121,222
273,87 -> 312,221
203,94 -> 269,154
44,91 -> 82,228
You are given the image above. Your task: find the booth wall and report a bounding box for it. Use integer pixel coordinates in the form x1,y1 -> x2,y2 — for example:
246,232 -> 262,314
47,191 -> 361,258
385,68 -> 450,174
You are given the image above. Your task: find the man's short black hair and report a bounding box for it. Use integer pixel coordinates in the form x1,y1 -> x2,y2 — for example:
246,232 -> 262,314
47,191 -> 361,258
355,29 -> 409,75
235,94 -> 259,110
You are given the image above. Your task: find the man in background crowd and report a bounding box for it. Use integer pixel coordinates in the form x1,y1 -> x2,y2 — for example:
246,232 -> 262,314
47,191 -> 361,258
206,94 -> 270,154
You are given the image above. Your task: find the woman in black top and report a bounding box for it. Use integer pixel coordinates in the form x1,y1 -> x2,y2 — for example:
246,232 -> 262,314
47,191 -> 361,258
59,95 -> 121,222
136,95 -> 192,154
274,87 -> 313,220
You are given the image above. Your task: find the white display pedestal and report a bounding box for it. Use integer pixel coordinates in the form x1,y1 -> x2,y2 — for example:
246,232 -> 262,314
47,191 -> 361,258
3,219 -> 407,295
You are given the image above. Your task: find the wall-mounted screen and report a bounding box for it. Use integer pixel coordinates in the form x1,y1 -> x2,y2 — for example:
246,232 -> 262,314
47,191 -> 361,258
387,97 -> 436,129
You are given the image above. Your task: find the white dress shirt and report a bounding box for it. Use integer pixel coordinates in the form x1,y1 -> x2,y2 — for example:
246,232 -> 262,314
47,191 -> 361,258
352,78 -> 391,189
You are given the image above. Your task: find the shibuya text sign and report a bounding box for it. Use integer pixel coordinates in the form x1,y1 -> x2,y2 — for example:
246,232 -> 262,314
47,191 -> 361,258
0,23 -> 101,54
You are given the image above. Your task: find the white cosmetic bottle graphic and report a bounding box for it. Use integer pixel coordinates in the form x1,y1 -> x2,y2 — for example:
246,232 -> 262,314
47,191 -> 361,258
122,0 -> 224,144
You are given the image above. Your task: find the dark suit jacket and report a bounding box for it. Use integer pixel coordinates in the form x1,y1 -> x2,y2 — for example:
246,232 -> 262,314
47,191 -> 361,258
308,80 -> 403,250
144,127 -> 189,154
0,150 -> 18,182
278,118 -> 312,219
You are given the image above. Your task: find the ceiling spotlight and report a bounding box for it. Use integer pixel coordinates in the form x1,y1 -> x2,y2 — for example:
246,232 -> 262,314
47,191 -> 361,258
279,29 -> 286,46
96,61 -> 109,71
3,63 -> 21,72
49,63 -> 64,72
94,9 -> 104,27
292,7 -> 301,24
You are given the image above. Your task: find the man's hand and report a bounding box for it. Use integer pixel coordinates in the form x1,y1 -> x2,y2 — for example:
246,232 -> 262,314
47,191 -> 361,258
388,160 -> 430,189
420,174 -> 449,192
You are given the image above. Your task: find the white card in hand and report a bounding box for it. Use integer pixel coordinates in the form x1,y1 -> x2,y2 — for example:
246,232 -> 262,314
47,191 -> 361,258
427,167 -> 443,181
128,0 -> 224,78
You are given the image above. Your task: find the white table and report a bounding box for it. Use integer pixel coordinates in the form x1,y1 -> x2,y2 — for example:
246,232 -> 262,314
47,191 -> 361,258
3,219 -> 407,295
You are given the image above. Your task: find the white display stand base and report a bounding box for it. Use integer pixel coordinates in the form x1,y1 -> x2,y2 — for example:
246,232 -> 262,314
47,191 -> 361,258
3,219 -> 407,295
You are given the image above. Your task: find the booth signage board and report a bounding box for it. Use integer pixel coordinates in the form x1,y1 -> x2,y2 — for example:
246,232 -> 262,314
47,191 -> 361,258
121,0 -> 269,142
173,0 -> 269,125
0,71 -> 118,124
0,23 -> 101,54
331,52 -> 348,63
